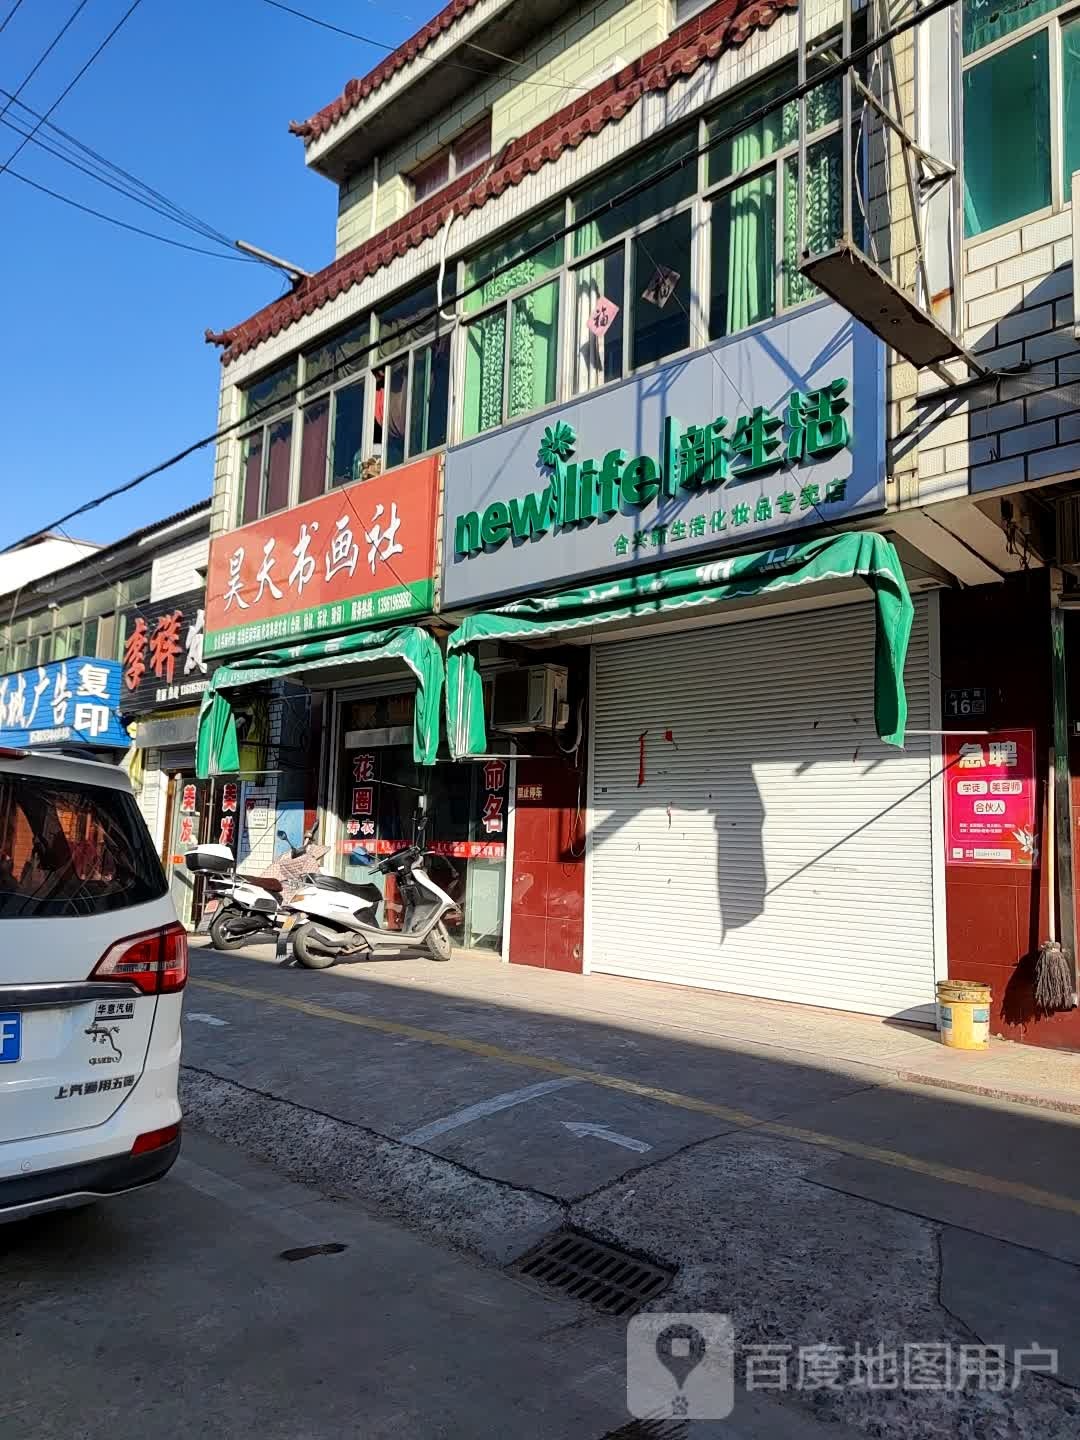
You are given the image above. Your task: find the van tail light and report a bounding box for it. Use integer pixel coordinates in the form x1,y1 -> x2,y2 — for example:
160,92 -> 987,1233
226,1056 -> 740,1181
90,923 -> 189,994
132,1121 -> 181,1155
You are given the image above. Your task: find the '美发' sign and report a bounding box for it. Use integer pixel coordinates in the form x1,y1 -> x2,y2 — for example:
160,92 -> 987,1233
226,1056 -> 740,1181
0,657 -> 128,748
442,301 -> 885,608
119,588 -> 213,715
204,457 -> 440,658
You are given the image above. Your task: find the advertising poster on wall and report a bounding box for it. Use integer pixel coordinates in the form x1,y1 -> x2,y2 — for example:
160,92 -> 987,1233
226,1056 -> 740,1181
944,728 -> 1037,868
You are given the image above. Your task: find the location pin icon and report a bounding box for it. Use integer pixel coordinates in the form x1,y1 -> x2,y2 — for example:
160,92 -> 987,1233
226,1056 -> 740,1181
655,1322 -> 707,1393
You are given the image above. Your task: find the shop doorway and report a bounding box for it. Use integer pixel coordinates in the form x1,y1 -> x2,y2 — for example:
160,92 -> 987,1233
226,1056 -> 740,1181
332,690 -> 510,953
163,771 -> 205,929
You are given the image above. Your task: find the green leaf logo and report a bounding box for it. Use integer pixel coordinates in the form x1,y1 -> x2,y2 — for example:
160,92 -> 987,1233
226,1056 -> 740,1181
537,421 -> 576,469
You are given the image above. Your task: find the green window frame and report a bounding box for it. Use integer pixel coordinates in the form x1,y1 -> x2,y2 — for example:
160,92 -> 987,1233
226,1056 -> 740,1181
962,0 -> 1080,239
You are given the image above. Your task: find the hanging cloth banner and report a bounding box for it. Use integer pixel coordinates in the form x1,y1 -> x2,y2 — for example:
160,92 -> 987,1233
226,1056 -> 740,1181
446,532 -> 914,759
196,625 -> 444,777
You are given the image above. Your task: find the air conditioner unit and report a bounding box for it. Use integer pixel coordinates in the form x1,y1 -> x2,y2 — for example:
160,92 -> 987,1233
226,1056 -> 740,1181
491,664 -> 568,733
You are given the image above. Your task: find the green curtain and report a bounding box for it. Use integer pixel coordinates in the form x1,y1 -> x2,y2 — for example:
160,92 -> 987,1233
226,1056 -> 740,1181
196,626 -> 445,775
508,280 -> 559,419
464,309 -> 506,437
725,130 -> 776,334
446,532 -> 914,758
783,134 -> 844,305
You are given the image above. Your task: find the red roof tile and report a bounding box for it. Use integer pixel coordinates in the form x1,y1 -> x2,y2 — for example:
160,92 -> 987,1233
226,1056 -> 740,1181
213,0 -> 794,364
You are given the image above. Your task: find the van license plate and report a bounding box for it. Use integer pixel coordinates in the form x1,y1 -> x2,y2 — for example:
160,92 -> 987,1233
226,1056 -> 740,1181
0,1012 -> 21,1064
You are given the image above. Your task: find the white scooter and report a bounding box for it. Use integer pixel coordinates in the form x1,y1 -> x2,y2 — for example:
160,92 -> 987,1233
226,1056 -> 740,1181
279,813 -> 456,969
189,826 -> 327,950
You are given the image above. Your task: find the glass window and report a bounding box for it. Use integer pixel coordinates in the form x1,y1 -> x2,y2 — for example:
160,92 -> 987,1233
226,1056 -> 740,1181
963,0 -> 1069,55
409,336 -> 451,456
710,170 -> 776,338
376,282 -> 438,359
412,150 -> 451,203
120,571 -> 151,606
707,64 -> 841,187
374,360 -> 408,470
303,320 -> 368,394
96,613 -> 116,661
454,117 -> 491,173
463,309 -> 507,437
240,431 -> 263,525
572,247 -> 625,393
782,131 -> 845,306
243,359 -> 297,420
299,395 -> 330,502
0,774 -> 167,920
963,31 -> 1051,237
264,416 -> 294,515
331,381 -> 365,487
463,207 -> 563,313
573,129 -> 696,258
507,279 -> 560,420
631,212 -> 692,369
1064,17 -> 1080,192
82,618 -> 99,658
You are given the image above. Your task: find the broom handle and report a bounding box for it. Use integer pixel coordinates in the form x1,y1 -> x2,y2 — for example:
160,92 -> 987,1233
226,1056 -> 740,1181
1048,746 -> 1057,945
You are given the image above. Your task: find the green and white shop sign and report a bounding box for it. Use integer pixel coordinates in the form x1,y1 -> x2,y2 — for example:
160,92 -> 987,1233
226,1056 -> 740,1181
442,301 -> 885,607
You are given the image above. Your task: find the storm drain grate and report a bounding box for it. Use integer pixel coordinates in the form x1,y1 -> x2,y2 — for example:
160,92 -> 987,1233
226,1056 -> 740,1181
512,1230 -> 672,1316
597,1422 -> 688,1440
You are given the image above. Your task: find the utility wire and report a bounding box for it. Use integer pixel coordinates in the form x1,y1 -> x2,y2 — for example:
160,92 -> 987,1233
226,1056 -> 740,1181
0,0 -> 1004,550
0,0 -> 92,128
0,0 -> 28,38
261,0 -> 589,95
0,113 -> 255,253
0,86 -> 243,247
6,168 -> 263,259
0,0 -> 146,180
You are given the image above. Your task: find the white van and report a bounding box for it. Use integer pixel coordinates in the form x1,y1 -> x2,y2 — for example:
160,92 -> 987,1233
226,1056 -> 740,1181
0,748 -> 184,1222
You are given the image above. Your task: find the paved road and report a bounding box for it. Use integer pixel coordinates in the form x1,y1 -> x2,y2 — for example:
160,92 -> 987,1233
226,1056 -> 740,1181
174,944 -> 1080,1439
4,1132 -> 850,1440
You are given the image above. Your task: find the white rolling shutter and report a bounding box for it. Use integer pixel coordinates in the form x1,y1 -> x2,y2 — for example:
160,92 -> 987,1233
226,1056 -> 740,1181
588,596 -> 938,1020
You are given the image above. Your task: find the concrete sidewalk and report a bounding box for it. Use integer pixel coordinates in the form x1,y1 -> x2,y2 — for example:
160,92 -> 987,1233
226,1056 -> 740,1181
180,940 -> 1080,1440
194,939 -> 1080,1116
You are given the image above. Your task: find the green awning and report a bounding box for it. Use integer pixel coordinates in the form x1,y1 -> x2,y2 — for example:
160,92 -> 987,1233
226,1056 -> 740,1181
446,532 -> 914,758
196,625 -> 444,777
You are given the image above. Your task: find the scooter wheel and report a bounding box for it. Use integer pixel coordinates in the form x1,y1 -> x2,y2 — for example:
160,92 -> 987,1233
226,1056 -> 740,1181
426,921 -> 453,962
209,908 -> 254,952
292,923 -> 337,969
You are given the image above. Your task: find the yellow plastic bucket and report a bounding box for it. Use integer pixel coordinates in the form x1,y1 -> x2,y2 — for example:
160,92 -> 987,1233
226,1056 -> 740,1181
936,980 -> 992,1050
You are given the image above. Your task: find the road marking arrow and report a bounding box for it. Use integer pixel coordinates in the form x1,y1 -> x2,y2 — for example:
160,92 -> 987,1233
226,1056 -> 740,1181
561,1121 -> 652,1153
186,1013 -> 229,1027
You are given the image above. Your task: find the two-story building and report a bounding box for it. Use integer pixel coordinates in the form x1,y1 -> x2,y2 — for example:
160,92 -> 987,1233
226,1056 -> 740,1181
199,0 -> 1080,1047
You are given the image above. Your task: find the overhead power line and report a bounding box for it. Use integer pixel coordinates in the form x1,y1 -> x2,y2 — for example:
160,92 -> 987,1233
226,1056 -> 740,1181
0,0 -> 984,551
0,0 -> 93,130
0,0 -> 29,39
6,167 -> 264,260
0,0 -> 146,181
261,0 -> 589,96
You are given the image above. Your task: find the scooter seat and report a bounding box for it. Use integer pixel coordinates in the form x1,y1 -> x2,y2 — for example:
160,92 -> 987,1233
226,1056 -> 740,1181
312,874 -> 381,903
239,874 -> 283,895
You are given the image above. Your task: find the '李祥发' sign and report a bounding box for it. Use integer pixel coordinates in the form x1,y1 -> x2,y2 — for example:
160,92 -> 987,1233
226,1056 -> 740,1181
0,657 -> 128,748
442,302 -> 885,607
119,588 -> 213,715
204,458 -> 440,658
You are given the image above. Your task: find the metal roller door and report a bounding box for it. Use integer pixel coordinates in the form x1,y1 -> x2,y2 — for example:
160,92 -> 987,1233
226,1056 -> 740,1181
587,596 -> 939,1020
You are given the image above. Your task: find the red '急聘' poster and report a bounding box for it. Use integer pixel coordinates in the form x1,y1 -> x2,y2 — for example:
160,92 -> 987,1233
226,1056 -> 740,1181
944,728 -> 1037,868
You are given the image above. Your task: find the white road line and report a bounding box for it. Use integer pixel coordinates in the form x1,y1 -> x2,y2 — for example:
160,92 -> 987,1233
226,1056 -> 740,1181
401,1077 -> 579,1146
186,1013 -> 230,1026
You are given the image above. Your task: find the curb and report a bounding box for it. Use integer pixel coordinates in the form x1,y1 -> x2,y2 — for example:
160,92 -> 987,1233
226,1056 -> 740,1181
893,1068 -> 1080,1118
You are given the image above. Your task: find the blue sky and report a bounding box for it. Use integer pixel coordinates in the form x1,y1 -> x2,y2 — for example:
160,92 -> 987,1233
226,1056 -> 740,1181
0,0 -> 428,549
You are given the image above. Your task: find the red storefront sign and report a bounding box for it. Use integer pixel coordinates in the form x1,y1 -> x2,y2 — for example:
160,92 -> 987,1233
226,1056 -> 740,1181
204,458 -> 439,658
340,837 -> 506,861
944,728 -> 1037,868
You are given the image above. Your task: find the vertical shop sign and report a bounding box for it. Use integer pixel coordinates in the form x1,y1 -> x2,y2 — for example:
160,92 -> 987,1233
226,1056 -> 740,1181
945,728 -> 1037,867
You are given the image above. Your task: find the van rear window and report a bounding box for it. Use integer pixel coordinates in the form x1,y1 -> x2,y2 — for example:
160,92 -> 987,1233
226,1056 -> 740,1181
0,773 -> 167,918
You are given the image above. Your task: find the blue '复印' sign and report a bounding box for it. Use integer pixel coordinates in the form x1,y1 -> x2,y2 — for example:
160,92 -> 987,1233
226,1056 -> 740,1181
0,657 -> 129,749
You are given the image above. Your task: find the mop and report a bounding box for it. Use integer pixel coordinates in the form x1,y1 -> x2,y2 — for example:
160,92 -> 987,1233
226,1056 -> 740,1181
1034,748 -> 1076,1012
